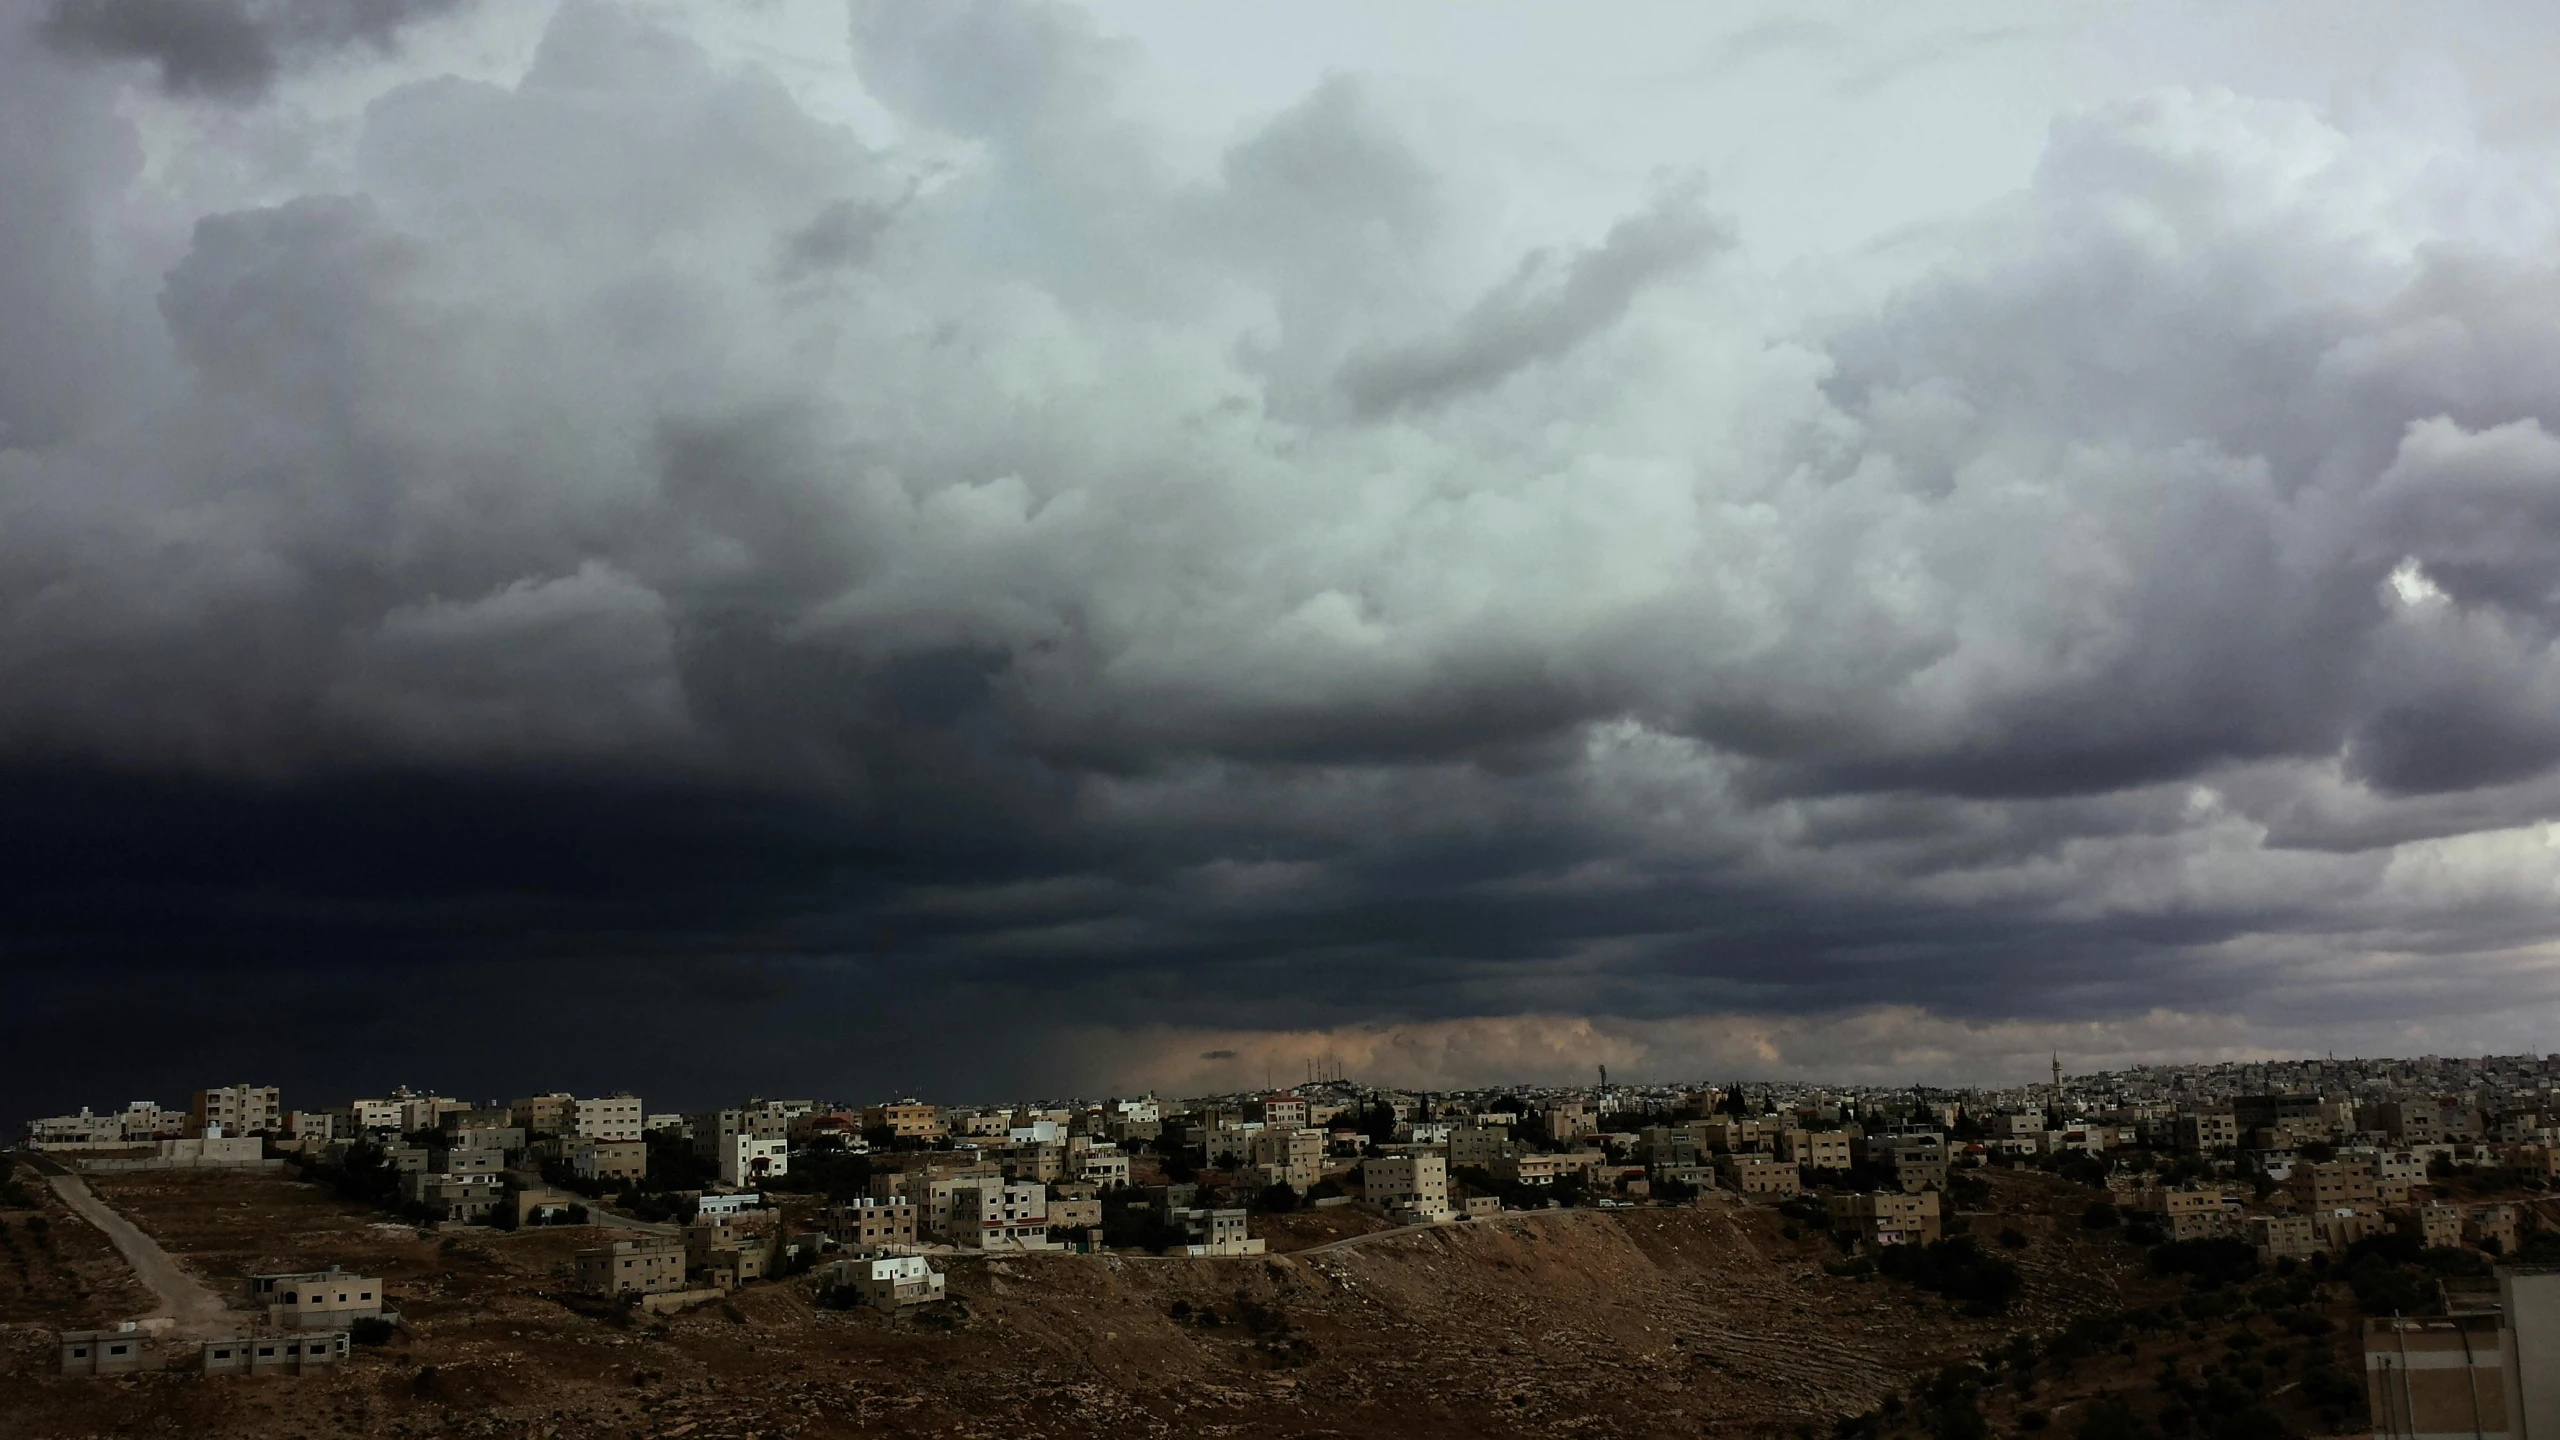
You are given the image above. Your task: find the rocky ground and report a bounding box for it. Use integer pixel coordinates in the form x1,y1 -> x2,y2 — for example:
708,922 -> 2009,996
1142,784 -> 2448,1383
0,1165 -> 2326,1440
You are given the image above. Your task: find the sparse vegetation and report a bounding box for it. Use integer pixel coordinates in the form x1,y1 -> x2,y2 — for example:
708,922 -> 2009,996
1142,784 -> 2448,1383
1875,1237 -> 2023,1316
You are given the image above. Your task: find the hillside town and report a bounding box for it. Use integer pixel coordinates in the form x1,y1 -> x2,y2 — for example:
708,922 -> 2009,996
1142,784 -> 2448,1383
16,1054 -> 2560,1439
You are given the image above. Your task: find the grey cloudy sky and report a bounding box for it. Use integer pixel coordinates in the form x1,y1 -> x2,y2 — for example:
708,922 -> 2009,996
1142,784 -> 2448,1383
8,0 -> 2560,1115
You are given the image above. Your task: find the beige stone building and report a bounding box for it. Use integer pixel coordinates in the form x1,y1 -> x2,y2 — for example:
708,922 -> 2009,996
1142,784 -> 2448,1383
685,1217 -> 774,1289
2470,1205 -> 2520,1254
2248,1214 -> 2320,1263
862,1100 -> 945,1139
2293,1160 -> 2381,1211
513,1093 -> 574,1136
1447,1123 -> 1514,1172
948,1179 -> 1056,1250
575,1238 -> 687,1295
192,1084 -> 282,1137
573,1094 -> 645,1143
1047,1191 -> 1103,1232
2175,1109 -> 2240,1152
1828,1191 -> 1941,1246
1779,1129 -> 1852,1169
826,1197 -> 917,1255
571,1138 -> 648,1183
2134,1186 -> 2237,1241
2400,1202 -> 2464,1250
1494,1150 -> 1603,1187
2314,1207 -> 2387,1252
250,1267 -> 382,1329
1364,1152 -> 1450,1216
1718,1154 -> 1802,1198
1244,1128 -> 1323,1193
1254,1094 -> 1310,1130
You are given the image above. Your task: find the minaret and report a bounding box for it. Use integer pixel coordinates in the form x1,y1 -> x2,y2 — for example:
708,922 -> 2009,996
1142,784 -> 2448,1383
2051,1052 -> 2062,1094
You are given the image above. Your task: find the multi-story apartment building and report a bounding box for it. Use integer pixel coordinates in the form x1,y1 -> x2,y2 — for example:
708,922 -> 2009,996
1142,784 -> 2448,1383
2133,1186 -> 2236,1241
1447,1123 -> 1514,1172
2175,1109 -> 2240,1153
1364,1152 -> 1449,1216
2248,1214 -> 2320,1262
1828,1191 -> 1942,1246
573,1094 -> 644,1143
861,1101 -> 945,1139
707,1133 -> 788,1188
830,1255 -> 943,1310
575,1238 -> 686,1296
1541,1102 -> 1591,1145
112,1102 -> 186,1142
192,1085 -> 282,1137
249,1268 -> 382,1330
513,1094 -> 574,1136
826,1197 -> 917,1255
2401,1202 -> 2464,1249
2291,1160 -> 2380,1211
1244,1129 -> 1321,1193
948,1179 -> 1055,1250
1494,1150 -> 1605,1187
1075,1144 -> 1133,1189
684,1217 -> 772,1288
1254,1094 -> 1310,1131
430,1146 -> 505,1178
400,1171 -> 502,1223
879,1164 -> 1006,1240
26,1110 -> 122,1148
995,1142 -> 1063,1183
2470,1205 -> 2520,1253
1779,1129 -> 1853,1169
2362,1101 -> 2445,1145
2231,1093 -> 2331,1138
1718,1154 -> 1802,1198
1171,1207 -> 1262,1256
571,1139 -> 648,1184
2313,1207 -> 2387,1251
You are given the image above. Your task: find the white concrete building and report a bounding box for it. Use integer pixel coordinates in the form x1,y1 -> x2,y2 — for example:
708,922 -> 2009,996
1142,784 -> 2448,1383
829,1254 -> 944,1310
711,1133 -> 788,1188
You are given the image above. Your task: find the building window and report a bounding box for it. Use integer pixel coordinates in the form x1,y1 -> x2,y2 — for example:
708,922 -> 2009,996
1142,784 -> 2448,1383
110,1345 -> 128,1355
213,1349 -> 231,1359
71,1347 -> 88,1358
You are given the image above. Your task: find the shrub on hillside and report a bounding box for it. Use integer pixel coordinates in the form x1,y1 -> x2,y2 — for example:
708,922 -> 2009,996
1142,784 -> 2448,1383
1875,1237 -> 2022,1315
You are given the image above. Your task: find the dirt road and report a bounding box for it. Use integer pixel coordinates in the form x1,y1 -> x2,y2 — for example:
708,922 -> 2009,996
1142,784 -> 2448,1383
38,1165 -> 233,1334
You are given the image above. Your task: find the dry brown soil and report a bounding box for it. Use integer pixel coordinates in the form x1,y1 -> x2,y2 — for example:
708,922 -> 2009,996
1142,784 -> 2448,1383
0,1166 -> 2274,1440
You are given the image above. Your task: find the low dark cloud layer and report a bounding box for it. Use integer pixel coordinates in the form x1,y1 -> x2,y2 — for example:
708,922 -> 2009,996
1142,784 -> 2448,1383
7,3 -> 2560,1117
40,0 -> 467,98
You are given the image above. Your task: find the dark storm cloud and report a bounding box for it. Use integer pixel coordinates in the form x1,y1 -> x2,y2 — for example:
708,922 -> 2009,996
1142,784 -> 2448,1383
1336,184 -> 1731,416
775,195 -> 900,280
8,2 -> 2560,1113
40,0 -> 468,99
